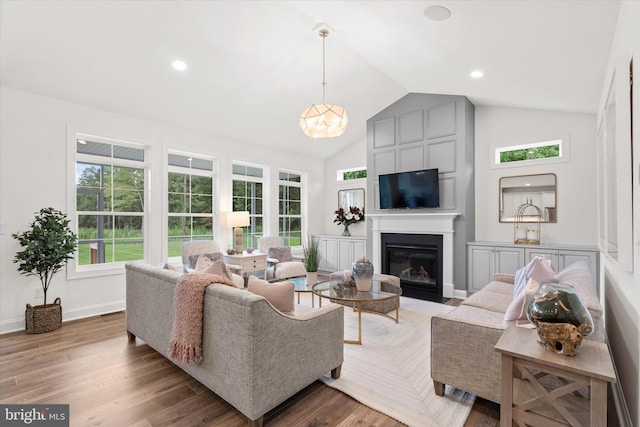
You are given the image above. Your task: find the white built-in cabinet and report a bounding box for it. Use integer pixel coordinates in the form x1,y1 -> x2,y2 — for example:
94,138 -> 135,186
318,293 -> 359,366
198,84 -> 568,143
467,241 -> 600,295
314,235 -> 366,273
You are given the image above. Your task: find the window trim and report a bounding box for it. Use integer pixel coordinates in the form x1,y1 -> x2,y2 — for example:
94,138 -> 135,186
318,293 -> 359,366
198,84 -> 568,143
67,127 -> 150,279
232,161 -> 266,249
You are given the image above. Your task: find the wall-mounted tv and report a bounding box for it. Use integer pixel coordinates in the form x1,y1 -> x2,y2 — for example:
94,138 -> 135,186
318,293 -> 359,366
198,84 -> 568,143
379,168 -> 440,209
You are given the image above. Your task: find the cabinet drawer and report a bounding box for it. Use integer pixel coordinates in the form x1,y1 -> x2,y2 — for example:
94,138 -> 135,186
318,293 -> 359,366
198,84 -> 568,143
252,258 -> 267,269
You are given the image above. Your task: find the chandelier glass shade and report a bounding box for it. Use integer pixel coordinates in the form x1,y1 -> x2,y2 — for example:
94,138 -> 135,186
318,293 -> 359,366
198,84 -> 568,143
299,103 -> 348,138
299,28 -> 348,138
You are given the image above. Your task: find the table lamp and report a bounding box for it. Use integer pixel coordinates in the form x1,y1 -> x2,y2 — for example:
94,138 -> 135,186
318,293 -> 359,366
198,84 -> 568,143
226,211 -> 250,254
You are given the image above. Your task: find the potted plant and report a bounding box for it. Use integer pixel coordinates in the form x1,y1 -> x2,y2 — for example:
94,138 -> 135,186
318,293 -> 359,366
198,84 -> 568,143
12,207 -> 77,334
303,235 -> 320,285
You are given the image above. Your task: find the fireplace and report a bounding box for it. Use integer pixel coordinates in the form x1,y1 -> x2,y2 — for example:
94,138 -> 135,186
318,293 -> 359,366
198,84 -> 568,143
381,233 -> 443,301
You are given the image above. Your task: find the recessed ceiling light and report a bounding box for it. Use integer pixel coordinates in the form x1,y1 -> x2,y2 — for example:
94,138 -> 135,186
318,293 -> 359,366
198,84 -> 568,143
172,60 -> 187,71
424,5 -> 451,21
470,70 -> 484,79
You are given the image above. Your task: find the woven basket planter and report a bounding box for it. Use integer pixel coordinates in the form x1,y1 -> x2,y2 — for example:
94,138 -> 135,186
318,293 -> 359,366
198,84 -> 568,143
25,297 -> 62,334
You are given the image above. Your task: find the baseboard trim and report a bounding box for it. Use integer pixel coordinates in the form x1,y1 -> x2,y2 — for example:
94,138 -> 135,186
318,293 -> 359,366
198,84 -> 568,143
452,288 -> 468,299
607,335 -> 633,426
0,301 -> 125,334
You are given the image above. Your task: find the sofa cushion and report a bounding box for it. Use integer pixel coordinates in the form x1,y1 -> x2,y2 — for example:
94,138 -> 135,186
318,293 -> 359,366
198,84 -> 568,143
248,275 -> 295,314
514,256 -> 555,296
482,280 -> 514,295
504,278 -> 539,322
462,288 -> 513,314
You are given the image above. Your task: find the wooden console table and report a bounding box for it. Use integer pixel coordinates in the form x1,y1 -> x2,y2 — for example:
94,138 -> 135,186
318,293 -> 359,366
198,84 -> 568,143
495,325 -> 616,427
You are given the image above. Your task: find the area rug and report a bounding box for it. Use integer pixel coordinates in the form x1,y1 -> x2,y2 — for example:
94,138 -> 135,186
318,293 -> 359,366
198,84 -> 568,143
299,294 -> 475,427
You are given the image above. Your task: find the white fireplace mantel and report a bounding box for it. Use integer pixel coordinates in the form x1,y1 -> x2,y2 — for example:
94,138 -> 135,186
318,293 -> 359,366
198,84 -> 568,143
369,212 -> 460,298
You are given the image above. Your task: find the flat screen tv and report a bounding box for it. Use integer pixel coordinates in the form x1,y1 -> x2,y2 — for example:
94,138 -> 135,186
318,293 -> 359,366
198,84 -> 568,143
379,168 -> 440,209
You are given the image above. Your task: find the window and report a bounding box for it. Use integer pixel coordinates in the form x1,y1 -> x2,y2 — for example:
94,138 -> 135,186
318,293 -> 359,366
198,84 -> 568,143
168,153 -> 215,257
337,167 -> 367,181
279,171 -> 303,246
232,163 -> 264,249
495,139 -> 562,165
75,135 -> 146,267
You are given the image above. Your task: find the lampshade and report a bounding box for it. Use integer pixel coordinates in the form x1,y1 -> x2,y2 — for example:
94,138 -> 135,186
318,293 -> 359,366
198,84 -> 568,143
226,211 -> 250,228
299,28 -> 348,138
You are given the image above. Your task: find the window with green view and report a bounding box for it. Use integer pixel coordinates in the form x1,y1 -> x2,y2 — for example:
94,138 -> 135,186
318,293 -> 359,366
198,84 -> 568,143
167,153 -> 215,258
75,136 -> 146,266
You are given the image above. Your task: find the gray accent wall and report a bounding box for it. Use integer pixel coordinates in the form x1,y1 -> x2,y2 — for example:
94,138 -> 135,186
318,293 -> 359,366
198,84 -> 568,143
366,93 -> 475,291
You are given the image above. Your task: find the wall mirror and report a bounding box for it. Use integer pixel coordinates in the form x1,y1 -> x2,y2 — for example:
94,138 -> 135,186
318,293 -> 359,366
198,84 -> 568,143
338,188 -> 365,211
499,173 -> 557,223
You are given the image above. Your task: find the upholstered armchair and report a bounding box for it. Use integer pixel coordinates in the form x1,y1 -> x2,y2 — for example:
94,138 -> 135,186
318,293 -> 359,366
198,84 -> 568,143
180,240 -> 245,288
257,236 -> 306,280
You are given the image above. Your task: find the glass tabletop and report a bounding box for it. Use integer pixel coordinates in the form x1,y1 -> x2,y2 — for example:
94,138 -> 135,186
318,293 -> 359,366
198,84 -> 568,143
312,279 -> 402,302
286,276 -> 313,292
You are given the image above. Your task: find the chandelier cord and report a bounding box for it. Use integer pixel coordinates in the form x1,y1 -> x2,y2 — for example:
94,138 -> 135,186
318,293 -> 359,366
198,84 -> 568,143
320,29 -> 328,104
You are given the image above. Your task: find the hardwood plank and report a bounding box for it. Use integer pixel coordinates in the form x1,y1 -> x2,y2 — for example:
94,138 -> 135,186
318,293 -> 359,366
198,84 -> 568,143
0,310 -> 499,426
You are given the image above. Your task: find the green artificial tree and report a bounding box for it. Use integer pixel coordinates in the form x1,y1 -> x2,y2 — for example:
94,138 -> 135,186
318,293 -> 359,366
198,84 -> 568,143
12,208 -> 78,306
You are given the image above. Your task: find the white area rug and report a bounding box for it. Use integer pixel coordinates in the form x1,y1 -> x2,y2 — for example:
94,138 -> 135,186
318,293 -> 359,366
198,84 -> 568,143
300,294 -> 475,427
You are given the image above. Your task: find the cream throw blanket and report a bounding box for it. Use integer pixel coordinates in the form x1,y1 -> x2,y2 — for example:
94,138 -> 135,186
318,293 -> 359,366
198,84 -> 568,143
168,273 -> 235,364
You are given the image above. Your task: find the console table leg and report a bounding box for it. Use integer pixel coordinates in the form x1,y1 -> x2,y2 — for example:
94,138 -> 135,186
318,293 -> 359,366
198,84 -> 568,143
500,353 -> 513,427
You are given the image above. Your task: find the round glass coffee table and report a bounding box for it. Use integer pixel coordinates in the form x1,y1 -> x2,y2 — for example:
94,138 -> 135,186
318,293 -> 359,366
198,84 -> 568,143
312,279 -> 402,345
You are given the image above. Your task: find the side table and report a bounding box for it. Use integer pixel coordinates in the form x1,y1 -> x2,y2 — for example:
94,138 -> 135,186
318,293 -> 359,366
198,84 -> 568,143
495,325 -> 616,427
224,252 -> 267,283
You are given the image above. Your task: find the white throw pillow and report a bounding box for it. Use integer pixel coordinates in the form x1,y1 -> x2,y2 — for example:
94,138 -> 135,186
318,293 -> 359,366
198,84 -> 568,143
513,256 -> 555,297
504,278 -> 539,322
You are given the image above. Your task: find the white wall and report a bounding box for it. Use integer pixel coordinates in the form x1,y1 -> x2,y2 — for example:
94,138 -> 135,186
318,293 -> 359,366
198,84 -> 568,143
596,1 -> 640,425
475,106 -> 597,246
322,137 -> 367,237
0,87 -> 324,333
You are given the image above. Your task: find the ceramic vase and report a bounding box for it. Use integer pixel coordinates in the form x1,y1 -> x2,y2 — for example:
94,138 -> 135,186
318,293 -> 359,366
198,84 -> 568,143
527,282 -> 593,356
352,256 -> 373,292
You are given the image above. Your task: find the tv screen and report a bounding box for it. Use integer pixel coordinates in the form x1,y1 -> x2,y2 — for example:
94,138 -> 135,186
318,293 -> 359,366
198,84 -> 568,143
379,168 -> 440,209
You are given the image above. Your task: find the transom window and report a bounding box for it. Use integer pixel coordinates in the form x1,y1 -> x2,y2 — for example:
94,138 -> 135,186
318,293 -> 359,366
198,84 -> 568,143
232,163 -> 264,249
168,152 -> 215,257
279,171 -> 303,247
75,135 -> 146,267
495,139 -> 562,165
337,167 -> 367,181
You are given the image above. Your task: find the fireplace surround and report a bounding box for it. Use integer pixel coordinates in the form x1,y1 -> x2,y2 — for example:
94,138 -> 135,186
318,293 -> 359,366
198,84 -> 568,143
369,213 -> 459,299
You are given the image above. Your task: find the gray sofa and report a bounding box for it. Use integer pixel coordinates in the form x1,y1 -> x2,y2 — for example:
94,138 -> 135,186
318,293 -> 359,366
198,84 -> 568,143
431,262 -> 603,404
125,262 -> 344,427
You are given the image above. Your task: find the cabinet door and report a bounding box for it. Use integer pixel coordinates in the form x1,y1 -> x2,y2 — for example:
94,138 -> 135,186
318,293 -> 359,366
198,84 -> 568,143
495,247 -> 525,276
526,248 -> 560,272
316,238 -> 337,272
337,240 -> 353,272
468,246 -> 496,293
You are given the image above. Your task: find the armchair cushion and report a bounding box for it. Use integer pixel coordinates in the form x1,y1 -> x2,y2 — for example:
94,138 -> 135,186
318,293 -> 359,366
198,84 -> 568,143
247,276 -> 295,314
189,252 -> 224,271
267,246 -> 294,263
202,259 -> 233,281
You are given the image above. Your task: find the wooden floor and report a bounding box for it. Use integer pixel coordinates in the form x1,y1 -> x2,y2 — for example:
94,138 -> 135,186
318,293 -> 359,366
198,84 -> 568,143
0,311 -> 498,426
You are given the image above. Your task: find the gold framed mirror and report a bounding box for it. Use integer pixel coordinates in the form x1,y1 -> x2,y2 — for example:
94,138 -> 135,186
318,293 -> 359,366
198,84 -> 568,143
499,173 -> 557,223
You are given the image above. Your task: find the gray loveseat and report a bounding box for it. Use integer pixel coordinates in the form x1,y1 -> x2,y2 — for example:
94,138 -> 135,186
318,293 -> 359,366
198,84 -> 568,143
430,262 -> 603,404
125,262 -> 344,426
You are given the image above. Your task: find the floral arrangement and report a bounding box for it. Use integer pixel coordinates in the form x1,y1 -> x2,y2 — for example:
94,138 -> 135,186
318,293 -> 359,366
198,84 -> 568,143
334,206 -> 365,228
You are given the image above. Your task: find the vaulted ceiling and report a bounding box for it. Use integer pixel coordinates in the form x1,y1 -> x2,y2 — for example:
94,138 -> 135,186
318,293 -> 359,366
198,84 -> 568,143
0,1 -> 620,159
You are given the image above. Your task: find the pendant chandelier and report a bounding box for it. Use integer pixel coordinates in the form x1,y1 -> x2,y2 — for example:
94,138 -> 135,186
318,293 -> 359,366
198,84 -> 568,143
299,28 -> 348,138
